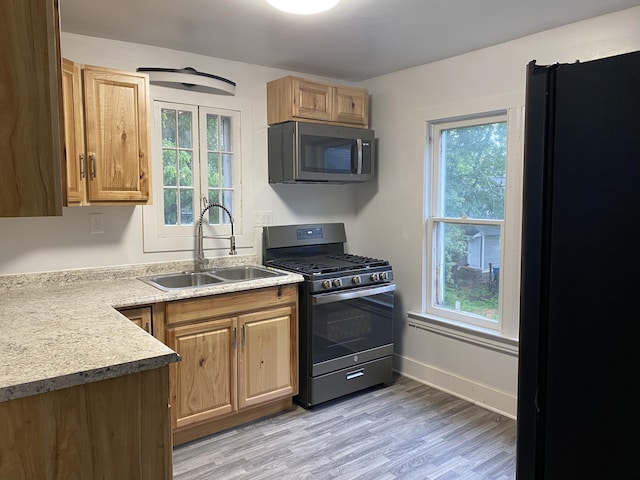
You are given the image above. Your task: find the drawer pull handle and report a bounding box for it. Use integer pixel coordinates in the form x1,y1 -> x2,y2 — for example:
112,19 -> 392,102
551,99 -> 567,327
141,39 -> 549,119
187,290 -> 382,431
346,369 -> 364,380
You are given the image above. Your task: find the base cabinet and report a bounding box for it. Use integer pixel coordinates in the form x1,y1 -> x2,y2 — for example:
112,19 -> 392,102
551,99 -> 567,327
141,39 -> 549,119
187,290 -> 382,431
0,367 -> 172,480
161,285 -> 298,445
119,306 -> 152,333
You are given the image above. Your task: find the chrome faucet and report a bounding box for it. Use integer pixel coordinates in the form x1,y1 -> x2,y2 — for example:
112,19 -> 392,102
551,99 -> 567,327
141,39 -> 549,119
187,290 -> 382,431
195,199 -> 237,271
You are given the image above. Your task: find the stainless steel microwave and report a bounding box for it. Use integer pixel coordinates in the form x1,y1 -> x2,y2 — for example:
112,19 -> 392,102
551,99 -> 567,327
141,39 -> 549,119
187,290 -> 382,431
268,122 -> 375,183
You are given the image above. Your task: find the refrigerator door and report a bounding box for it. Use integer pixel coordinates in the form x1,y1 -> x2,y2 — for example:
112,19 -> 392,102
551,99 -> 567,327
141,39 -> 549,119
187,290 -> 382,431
517,51 -> 640,479
517,59 -> 551,479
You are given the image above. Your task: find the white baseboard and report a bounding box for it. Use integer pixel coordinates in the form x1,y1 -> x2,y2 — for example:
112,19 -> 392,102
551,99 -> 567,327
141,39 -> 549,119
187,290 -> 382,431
393,354 -> 518,419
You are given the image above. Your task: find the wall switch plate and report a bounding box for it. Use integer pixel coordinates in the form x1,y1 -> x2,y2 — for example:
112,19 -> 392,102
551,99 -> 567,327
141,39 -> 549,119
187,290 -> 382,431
90,213 -> 104,234
254,210 -> 273,226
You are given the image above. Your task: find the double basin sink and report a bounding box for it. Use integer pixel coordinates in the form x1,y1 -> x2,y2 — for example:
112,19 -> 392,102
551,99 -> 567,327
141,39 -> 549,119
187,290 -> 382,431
140,265 -> 285,291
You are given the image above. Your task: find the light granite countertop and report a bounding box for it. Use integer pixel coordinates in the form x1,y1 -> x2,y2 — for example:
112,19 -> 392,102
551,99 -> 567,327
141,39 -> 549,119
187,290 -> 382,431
0,255 -> 303,403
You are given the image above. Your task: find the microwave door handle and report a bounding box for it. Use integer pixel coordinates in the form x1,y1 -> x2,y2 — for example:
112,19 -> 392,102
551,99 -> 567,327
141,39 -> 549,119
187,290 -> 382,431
312,283 -> 396,305
356,139 -> 363,174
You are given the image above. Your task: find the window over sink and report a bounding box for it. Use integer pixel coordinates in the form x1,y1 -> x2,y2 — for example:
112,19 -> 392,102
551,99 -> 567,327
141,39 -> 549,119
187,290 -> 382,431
143,90 -> 249,254
158,103 -> 237,227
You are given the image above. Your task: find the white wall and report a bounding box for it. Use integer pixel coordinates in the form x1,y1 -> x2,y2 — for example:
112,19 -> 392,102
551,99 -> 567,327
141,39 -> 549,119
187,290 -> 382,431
0,35 -> 361,275
352,7 -> 640,417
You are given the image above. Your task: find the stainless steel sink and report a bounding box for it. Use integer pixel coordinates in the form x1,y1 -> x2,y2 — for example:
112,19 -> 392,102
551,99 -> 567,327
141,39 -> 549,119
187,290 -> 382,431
140,271 -> 224,291
208,265 -> 285,281
139,266 -> 285,291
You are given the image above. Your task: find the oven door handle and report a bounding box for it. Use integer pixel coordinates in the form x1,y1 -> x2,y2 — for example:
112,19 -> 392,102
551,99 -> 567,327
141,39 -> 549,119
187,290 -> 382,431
312,283 -> 396,305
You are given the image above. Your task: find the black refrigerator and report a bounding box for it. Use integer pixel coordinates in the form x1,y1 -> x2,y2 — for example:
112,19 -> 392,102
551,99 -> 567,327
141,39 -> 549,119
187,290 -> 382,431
517,51 -> 640,479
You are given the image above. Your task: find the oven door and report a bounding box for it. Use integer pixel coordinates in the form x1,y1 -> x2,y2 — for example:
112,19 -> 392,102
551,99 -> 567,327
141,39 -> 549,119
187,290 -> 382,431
310,283 -> 395,376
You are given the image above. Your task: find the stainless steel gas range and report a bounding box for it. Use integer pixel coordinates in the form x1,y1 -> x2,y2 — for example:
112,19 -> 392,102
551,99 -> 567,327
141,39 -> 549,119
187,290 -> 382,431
263,223 -> 395,407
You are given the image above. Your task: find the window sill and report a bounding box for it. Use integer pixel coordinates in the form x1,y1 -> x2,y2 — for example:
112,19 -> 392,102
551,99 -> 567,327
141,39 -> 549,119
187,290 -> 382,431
407,311 -> 519,355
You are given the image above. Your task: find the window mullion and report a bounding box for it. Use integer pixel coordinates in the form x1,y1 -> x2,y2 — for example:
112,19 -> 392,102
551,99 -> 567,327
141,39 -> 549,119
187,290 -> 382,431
198,107 -> 209,222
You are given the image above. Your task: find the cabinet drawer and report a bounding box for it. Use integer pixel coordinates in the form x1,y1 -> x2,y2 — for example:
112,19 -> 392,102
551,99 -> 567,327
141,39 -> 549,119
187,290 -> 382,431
165,285 -> 298,326
309,356 -> 393,406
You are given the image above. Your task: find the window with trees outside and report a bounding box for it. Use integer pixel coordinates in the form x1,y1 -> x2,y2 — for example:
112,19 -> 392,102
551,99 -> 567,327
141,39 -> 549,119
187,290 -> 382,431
143,100 -> 242,253
426,113 -> 508,331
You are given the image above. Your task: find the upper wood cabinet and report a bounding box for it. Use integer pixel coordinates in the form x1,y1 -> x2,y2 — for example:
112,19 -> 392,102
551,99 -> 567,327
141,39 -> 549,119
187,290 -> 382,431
267,76 -> 369,128
333,85 -> 370,126
62,59 -> 86,206
0,0 -> 64,217
62,59 -> 151,206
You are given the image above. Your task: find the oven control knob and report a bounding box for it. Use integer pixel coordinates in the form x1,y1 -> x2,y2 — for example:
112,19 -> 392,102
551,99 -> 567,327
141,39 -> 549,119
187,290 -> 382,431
332,278 -> 342,288
370,273 -> 380,282
321,280 -> 331,289
380,271 -> 388,281
352,276 -> 362,285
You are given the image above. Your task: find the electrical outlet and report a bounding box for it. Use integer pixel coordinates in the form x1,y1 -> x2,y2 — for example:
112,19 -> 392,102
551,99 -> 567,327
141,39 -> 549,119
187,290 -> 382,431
90,213 -> 104,234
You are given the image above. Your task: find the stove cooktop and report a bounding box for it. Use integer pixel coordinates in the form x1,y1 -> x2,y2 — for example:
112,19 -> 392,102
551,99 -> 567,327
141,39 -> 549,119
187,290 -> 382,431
267,254 -> 389,276
263,224 -> 394,292
267,253 -> 393,293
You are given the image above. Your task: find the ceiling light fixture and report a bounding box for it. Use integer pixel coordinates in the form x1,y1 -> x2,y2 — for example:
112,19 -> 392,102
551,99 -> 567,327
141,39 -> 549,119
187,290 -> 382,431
136,67 -> 236,96
267,0 -> 339,15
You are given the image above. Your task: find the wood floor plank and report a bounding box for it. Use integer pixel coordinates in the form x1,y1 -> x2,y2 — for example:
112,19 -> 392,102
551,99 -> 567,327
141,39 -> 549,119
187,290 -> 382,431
173,375 -> 516,479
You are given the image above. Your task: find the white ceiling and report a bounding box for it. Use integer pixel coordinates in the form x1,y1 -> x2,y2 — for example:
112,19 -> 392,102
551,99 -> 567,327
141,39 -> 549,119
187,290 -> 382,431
60,0 -> 640,81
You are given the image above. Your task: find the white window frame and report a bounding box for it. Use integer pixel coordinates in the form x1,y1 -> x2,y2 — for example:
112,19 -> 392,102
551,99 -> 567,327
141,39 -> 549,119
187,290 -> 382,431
143,86 -> 252,255
420,107 -> 524,340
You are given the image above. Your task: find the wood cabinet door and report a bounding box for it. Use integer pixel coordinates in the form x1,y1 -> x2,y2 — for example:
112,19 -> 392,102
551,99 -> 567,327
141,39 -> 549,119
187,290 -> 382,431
0,0 -> 63,217
238,306 -> 296,409
0,368 -> 171,480
333,85 -> 369,126
61,58 -> 87,206
166,318 -> 237,429
291,78 -> 333,122
119,306 -> 152,334
82,66 -> 150,203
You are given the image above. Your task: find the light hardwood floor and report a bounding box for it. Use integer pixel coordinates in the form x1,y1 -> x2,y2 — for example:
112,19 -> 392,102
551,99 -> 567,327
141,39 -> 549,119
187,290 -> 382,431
173,375 -> 516,479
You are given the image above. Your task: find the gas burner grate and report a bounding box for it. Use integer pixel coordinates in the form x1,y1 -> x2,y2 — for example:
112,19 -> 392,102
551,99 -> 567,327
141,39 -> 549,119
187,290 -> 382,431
267,253 -> 390,276
326,254 -> 389,268
267,260 -> 341,275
